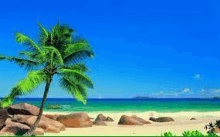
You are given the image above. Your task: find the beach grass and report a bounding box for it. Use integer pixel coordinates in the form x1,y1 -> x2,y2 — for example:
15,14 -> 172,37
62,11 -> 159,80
160,130 -> 218,137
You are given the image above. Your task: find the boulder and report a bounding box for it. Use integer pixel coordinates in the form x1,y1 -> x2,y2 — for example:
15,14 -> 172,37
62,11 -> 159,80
155,117 -> 174,122
93,120 -> 107,126
42,116 -> 65,131
0,121 -> 30,135
106,116 -> 114,122
27,116 -> 65,132
4,118 -> 13,125
118,115 -> 143,125
149,117 -> 157,122
0,132 -> 15,136
7,103 -> 39,116
0,108 -> 10,130
5,118 -> 29,127
213,127 -> 220,133
37,121 -> 60,133
44,114 -> 60,121
93,115 -> 108,126
131,115 -> 151,124
190,118 -> 196,120
12,115 -> 65,132
34,128 -> 45,135
12,114 -> 32,122
57,112 -> 92,128
95,114 -> 107,121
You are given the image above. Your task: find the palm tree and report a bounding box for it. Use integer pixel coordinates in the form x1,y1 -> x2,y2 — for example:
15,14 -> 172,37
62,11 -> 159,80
0,22 -> 94,135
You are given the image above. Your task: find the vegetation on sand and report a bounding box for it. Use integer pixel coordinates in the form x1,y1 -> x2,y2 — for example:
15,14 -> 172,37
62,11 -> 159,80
47,104 -> 62,109
160,130 -> 218,137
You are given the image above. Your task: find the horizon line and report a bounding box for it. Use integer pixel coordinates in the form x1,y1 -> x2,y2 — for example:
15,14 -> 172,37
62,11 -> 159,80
0,97 -> 217,99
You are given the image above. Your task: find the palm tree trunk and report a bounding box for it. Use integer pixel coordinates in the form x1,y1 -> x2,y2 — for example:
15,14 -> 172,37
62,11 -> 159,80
23,77 -> 53,136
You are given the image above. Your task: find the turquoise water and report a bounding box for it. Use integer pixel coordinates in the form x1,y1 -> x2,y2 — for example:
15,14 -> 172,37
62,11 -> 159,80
12,98 -> 220,112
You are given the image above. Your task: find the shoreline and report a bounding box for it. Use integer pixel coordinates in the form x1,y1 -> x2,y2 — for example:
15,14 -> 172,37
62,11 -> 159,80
43,110 -> 220,118
43,111 -> 220,136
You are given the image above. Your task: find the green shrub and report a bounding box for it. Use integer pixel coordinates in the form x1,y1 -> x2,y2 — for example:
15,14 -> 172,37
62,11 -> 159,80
160,130 -> 218,137
161,131 -> 176,137
207,132 -> 218,137
47,104 -> 62,109
182,130 -> 204,136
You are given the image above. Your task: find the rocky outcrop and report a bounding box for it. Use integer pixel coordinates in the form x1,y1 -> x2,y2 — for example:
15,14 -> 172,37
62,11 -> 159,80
213,127 -> 220,133
37,121 -> 60,133
155,117 -> 174,122
42,116 -> 65,131
44,114 -> 60,121
94,114 -> 114,122
0,108 -> 11,130
106,116 -> 114,122
0,131 -> 14,136
0,103 -> 65,135
118,115 -> 144,125
57,112 -> 92,128
11,115 -> 32,124
149,117 -> 157,122
149,117 -> 174,122
34,128 -> 44,135
7,103 -> 39,116
93,120 -> 107,126
1,121 -> 30,135
131,115 -> 151,124
95,114 -> 107,121
10,113 -> 65,132
93,114 -> 108,126
26,116 -> 65,132
190,118 -> 196,120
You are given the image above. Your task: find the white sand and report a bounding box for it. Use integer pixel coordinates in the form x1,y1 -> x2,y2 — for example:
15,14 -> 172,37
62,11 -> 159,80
43,111 -> 220,136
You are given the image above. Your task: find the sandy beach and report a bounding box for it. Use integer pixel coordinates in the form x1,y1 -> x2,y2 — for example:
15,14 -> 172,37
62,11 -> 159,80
43,111 -> 220,136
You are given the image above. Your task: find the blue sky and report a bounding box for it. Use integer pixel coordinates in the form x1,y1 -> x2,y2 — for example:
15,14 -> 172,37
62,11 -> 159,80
0,0 -> 220,98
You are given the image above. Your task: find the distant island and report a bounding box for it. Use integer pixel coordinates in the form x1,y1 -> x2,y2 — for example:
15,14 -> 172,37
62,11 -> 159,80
213,97 -> 220,99
133,96 -> 153,99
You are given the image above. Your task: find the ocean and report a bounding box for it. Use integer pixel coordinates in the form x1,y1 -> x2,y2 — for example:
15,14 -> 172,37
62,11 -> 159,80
10,98 -> 220,113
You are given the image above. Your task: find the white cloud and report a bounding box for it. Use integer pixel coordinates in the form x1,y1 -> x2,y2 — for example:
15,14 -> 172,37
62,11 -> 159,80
182,88 -> 191,93
194,74 -> 202,79
214,89 -> 220,93
174,92 -> 180,95
199,88 -> 205,94
153,90 -> 181,96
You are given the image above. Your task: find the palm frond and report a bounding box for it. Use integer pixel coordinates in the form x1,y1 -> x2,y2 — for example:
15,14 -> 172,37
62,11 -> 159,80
38,22 -> 49,37
19,51 -> 35,57
57,68 -> 94,89
12,69 -> 47,95
75,83 -> 88,103
15,32 -> 41,52
59,63 -> 91,72
0,90 -> 21,108
0,54 -> 39,70
0,70 -> 47,108
38,22 -> 49,45
59,76 -> 87,104
0,96 -> 14,108
43,46 -> 64,65
63,42 -> 94,64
